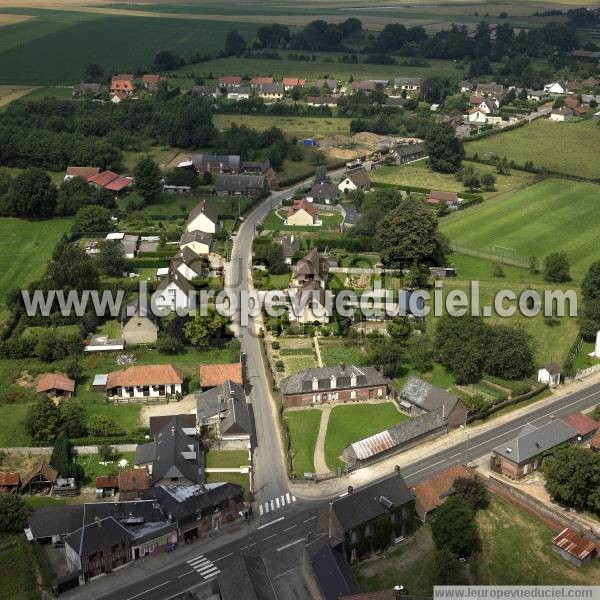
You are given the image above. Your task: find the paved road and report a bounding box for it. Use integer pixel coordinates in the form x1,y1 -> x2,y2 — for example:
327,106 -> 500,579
82,380 -> 600,600
226,169 -> 346,507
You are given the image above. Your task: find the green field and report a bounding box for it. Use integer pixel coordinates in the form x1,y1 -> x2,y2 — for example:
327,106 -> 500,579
371,160 -> 537,199
213,114 -> 352,139
0,535 -> 43,600
355,495 -> 600,595
0,12 -> 261,84
466,119 -> 600,180
319,338 -> 367,366
441,178 -> 600,278
285,408 -> 322,475
205,449 -> 249,468
324,402 -> 407,470
75,451 -> 136,485
0,218 -> 71,318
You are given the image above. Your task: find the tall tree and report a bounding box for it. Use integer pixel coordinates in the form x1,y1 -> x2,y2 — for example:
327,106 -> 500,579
224,30 -> 247,56
134,156 -> 162,203
431,496 -> 480,557
5,168 -> 57,218
375,198 -> 446,268
425,123 -> 465,173
85,63 -> 104,83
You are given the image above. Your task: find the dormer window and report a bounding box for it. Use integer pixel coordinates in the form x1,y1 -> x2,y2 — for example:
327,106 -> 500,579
312,377 -> 319,391
350,373 -> 357,387
330,374 -> 337,389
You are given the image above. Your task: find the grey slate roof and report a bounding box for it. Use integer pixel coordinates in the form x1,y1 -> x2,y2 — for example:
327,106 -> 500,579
401,376 -> 460,416
121,297 -> 159,326
306,538 -> 360,600
136,414 -> 204,485
186,200 -> 218,226
395,142 -> 426,158
273,233 -> 300,258
343,207 -> 359,225
330,472 -> 412,531
180,230 -> 213,247
493,419 -> 578,465
259,82 -> 283,94
190,154 -> 240,172
156,267 -> 195,293
218,555 -> 277,600
395,77 -> 422,86
281,365 -> 388,396
196,380 -> 252,437
65,516 -> 131,558
308,182 -> 339,200
215,174 -> 266,194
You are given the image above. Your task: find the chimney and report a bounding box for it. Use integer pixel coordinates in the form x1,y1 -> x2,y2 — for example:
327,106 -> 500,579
340,363 -> 346,372
347,485 -> 353,495
395,465 -> 401,476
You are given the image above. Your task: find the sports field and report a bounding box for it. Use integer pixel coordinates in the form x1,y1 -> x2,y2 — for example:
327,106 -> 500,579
441,178 -> 600,278
0,218 -> 71,316
466,118 -> 600,180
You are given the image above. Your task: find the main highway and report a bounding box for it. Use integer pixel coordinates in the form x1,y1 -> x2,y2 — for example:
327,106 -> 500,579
70,175 -> 600,600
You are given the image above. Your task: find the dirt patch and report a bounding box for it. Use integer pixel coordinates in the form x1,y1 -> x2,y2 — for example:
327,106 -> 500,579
319,133 -> 422,161
15,371 -> 35,388
0,13 -> 31,26
0,451 -> 48,474
139,393 -> 196,426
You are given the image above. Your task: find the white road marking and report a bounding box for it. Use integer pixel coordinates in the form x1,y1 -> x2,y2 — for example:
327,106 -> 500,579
276,538 -> 305,552
257,516 -> 285,530
259,504 -> 264,516
283,524 -> 297,532
177,571 -> 194,578
213,553 -> 233,562
126,581 -> 170,600
262,534 -> 277,541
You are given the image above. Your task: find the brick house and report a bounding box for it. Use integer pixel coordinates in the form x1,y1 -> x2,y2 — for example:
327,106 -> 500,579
561,411 -> 600,445
317,470 -> 414,561
281,364 -> 390,408
110,73 -> 135,95
491,419 -> 579,479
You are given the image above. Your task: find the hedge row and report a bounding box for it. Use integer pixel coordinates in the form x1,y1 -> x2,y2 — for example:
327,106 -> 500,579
470,384 -> 547,422
131,258 -> 171,268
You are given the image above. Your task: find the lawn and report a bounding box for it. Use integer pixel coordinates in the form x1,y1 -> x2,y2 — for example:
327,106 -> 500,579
354,495 -> 600,596
371,160 -> 537,199
0,217 -> 71,318
324,402 -> 407,470
285,408 -> 322,476
0,404 -> 31,446
262,208 -> 342,232
75,451 -> 136,486
0,13 -> 261,85
281,355 -> 319,375
214,114 -> 352,140
205,471 -> 250,499
205,449 -> 249,469
0,535 -> 43,600
466,118 -> 600,180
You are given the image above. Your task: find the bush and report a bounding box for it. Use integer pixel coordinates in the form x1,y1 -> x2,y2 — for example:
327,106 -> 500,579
0,494 -> 30,532
271,341 -> 280,350
87,414 -> 125,437
156,335 -> 184,354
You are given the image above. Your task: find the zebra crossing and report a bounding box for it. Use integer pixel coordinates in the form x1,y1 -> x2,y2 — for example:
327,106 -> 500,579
186,554 -> 220,579
257,492 -> 296,516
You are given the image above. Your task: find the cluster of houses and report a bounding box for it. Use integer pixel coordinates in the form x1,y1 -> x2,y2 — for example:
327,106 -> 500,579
13,361 -> 252,593
73,73 -> 165,103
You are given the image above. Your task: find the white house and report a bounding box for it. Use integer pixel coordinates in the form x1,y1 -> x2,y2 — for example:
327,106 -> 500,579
171,248 -> 204,281
104,364 -> 183,400
337,169 -> 371,193
227,87 -> 251,101
153,269 -> 194,312
549,107 -> 574,122
180,230 -> 212,256
544,81 -> 568,95
186,201 -> 219,234
468,108 -> 488,124
538,363 -> 561,387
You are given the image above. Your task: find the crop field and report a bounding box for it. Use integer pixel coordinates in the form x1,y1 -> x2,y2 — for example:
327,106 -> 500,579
0,12 -> 261,84
213,114 -> 352,139
441,178 -> 600,279
324,402 -> 407,470
0,218 -> 71,318
466,119 -> 600,180
371,160 -> 538,199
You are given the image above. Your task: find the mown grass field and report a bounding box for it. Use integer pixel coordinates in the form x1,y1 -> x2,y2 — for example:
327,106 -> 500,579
0,218 -> 71,318
355,495 -> 600,596
371,160 -> 538,200
440,178 -> 600,278
213,114 -> 352,139
0,12 -> 261,84
75,451 -> 136,485
285,408 -> 322,475
324,402 -> 407,470
466,118 -> 600,180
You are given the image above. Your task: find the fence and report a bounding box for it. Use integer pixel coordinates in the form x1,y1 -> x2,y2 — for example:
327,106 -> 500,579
449,242 -> 529,268
565,362 -> 600,384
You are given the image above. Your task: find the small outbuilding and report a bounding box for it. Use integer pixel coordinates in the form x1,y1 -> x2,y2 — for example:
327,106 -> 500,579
552,528 -> 597,567
537,362 -> 561,387
36,372 -> 75,398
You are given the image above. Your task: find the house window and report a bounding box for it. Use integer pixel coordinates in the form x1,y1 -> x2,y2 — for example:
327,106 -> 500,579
351,390 -> 357,400
142,386 -> 150,397
377,388 -> 383,397
365,524 -> 373,537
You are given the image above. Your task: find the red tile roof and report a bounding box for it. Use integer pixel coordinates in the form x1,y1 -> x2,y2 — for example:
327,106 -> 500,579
469,95 -> 485,104
66,166 -> 100,179
219,76 -> 242,85
561,412 -> 599,437
95,476 -> 119,488
106,364 -> 183,389
142,74 -> 162,84
111,74 -> 135,92
199,363 -> 243,388
251,77 -> 273,85
119,467 -> 150,492
87,170 -> 131,192
283,77 -> 306,87
427,190 -> 458,205
553,527 -> 597,560
288,198 -> 316,218
352,80 -> 376,91
0,472 -> 20,487
36,372 -> 75,394
412,464 -> 472,514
